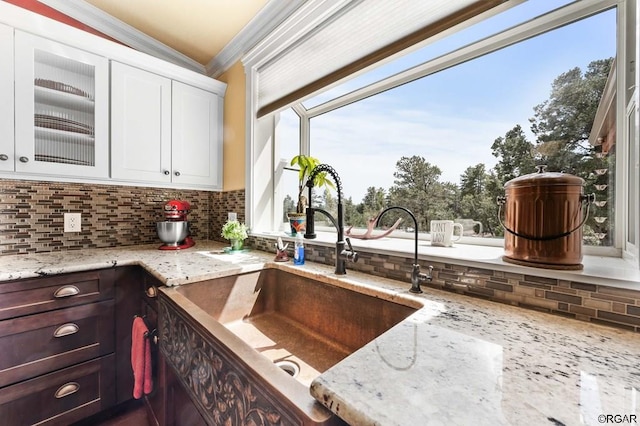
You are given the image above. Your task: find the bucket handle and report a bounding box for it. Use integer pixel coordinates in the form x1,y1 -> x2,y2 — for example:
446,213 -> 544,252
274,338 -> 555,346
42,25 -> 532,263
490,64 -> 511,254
496,193 -> 595,242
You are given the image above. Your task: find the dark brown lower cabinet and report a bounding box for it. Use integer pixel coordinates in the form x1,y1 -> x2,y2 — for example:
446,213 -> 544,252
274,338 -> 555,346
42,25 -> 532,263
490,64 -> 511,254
164,361 -> 207,426
0,267 -> 219,426
0,268 -> 149,425
0,300 -> 115,389
141,270 -> 165,426
113,266 -> 143,404
0,270 -> 117,425
0,355 -> 115,426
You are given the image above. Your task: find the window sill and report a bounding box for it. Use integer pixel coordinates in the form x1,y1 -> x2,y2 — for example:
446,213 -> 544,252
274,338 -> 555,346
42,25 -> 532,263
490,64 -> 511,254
253,231 -> 640,291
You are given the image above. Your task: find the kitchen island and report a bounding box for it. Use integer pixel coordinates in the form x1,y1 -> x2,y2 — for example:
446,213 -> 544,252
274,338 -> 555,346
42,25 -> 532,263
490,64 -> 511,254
0,241 -> 638,426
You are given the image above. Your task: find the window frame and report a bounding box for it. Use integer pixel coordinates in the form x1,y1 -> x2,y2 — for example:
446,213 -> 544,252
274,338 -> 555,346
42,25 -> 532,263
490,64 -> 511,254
625,90 -> 639,262
245,0 -> 638,265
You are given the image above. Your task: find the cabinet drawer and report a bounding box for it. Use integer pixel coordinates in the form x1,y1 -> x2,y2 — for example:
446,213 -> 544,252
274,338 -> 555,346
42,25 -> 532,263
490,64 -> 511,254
0,355 -> 115,426
0,269 -> 115,320
0,300 -> 114,388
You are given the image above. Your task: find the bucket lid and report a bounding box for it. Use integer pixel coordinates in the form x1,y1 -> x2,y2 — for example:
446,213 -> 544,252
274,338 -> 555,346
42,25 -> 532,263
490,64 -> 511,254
505,165 -> 584,188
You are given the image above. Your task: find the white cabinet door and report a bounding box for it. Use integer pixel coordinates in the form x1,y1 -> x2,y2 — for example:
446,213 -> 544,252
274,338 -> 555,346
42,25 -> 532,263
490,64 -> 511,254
14,31 -> 109,178
111,62 -> 172,183
0,24 -> 14,172
171,81 -> 222,188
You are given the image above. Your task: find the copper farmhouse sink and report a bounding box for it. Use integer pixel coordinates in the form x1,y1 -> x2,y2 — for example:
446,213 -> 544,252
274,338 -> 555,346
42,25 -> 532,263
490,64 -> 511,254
175,268 -> 418,386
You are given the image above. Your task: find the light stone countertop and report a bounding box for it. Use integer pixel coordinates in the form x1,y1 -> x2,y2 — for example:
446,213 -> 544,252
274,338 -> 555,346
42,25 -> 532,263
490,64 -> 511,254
0,242 -> 638,426
0,240 -> 271,285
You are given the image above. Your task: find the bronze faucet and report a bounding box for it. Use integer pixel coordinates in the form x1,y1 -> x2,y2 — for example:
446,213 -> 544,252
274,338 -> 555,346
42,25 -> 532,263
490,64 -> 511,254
376,206 -> 432,293
304,164 -> 358,275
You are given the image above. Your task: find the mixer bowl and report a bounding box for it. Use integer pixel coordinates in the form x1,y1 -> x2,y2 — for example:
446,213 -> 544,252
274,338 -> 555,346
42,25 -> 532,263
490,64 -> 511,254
157,221 -> 189,246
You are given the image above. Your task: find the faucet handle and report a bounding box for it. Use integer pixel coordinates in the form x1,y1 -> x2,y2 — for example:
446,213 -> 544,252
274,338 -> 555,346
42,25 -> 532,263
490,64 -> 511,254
410,264 -> 433,293
342,237 -> 359,263
345,237 -> 354,252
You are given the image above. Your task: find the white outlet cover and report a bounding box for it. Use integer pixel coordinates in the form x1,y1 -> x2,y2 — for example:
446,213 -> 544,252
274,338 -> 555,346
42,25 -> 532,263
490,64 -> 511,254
228,212 -> 237,221
64,213 -> 82,232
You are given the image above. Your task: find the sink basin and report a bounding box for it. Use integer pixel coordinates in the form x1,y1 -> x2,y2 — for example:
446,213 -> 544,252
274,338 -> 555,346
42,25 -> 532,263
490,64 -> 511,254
174,268 -> 418,386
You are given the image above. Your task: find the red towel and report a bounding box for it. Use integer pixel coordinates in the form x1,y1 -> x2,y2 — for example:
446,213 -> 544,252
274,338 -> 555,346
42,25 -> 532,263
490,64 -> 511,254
131,316 -> 153,399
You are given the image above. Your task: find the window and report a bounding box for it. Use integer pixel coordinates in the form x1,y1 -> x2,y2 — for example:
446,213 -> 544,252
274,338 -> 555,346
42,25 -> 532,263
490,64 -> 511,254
248,0 -> 637,262
626,93 -> 638,258
307,6 -> 617,249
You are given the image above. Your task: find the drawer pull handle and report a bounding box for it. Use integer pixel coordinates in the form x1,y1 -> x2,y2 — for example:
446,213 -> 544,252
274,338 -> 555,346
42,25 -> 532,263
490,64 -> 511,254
53,323 -> 79,338
54,285 -> 80,298
55,382 -> 80,399
145,286 -> 157,298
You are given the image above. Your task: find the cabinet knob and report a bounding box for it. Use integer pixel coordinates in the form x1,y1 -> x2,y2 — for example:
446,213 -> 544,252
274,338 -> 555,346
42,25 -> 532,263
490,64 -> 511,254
53,323 -> 79,338
53,285 -> 80,298
163,170 -> 170,176
174,171 -> 181,177
145,286 -> 158,298
0,154 -> 7,161
19,156 -> 29,163
55,382 -> 80,399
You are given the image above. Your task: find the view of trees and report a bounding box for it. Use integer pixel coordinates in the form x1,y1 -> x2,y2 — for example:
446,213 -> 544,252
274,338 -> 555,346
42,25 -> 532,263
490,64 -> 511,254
288,58 -> 615,245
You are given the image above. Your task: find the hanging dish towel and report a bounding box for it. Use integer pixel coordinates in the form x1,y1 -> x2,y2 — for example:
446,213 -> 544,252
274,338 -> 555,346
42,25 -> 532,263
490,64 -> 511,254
131,316 -> 153,399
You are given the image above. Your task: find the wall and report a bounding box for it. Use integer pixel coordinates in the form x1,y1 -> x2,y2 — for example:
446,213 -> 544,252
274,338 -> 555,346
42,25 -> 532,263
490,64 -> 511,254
218,61 -> 246,191
0,179 -> 245,255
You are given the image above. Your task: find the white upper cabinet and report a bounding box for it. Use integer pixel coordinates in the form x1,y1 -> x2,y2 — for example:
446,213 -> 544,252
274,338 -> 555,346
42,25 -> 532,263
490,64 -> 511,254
1,2 -> 226,189
111,64 -> 223,189
171,81 -> 222,189
0,24 -> 14,173
14,31 -> 109,178
111,61 -> 172,183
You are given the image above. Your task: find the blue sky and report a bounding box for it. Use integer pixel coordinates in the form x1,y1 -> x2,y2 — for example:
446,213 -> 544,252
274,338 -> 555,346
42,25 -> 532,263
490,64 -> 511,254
284,1 -> 617,203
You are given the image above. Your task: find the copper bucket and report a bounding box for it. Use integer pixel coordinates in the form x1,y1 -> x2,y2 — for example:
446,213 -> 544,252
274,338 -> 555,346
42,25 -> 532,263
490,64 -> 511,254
497,166 -> 594,270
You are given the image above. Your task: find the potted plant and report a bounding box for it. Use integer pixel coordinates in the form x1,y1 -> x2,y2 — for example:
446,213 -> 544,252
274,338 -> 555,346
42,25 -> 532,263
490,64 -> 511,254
221,219 -> 248,251
287,154 -> 334,235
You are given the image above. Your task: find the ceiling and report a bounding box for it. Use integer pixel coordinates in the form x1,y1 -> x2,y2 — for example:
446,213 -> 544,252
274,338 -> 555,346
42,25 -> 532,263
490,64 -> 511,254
83,0 -> 270,65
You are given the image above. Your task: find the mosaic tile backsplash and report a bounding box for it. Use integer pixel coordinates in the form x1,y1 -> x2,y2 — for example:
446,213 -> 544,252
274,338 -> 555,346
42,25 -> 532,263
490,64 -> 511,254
251,235 -> 640,332
0,179 -> 243,255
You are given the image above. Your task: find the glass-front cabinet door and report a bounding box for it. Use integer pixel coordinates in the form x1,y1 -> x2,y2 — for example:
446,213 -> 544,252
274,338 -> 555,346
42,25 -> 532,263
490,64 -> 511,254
14,31 -> 108,178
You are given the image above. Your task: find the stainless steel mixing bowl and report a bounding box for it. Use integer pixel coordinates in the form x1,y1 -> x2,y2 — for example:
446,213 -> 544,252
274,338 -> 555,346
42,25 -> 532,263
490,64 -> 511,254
157,221 -> 189,246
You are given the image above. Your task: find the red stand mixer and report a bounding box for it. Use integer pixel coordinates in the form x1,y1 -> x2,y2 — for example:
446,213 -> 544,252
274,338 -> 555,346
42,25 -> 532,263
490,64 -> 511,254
156,200 -> 195,250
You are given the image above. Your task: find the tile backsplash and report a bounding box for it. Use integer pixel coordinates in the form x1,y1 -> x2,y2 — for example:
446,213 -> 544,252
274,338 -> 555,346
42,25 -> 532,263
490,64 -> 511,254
251,235 -> 640,333
0,179 -> 243,255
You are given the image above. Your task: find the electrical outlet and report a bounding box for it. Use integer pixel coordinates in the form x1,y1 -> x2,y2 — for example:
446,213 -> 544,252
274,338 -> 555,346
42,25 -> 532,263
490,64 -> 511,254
64,213 -> 82,232
228,212 -> 237,221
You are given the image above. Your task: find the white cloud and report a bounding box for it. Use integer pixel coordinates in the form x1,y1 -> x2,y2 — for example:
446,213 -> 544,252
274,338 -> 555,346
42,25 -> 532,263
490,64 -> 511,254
307,97 -> 512,202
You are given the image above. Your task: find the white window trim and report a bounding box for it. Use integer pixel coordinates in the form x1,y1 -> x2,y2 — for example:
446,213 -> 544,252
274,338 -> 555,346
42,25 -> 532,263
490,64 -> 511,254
245,0 -> 637,264
624,92 -> 639,264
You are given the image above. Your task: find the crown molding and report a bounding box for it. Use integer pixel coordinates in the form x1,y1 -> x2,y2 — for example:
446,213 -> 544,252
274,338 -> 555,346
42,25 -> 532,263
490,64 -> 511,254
205,0 -> 305,77
242,0 -> 354,70
37,0 -> 206,74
